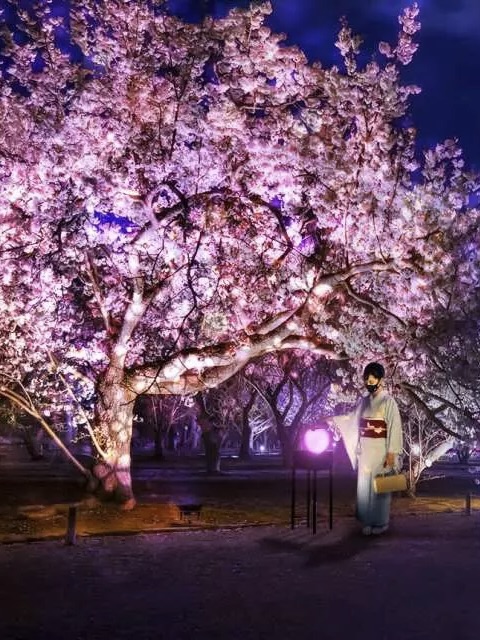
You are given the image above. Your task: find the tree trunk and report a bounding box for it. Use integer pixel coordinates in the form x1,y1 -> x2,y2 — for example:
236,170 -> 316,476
152,398 -> 165,460
275,417 -> 293,467
22,425 -> 45,461
239,425 -> 252,460
202,430 -> 223,474
154,427 -> 164,460
92,372 -> 136,508
239,400 -> 254,460
456,444 -> 471,464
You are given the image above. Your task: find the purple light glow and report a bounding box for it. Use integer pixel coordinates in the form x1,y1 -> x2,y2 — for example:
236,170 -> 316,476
304,428 -> 330,455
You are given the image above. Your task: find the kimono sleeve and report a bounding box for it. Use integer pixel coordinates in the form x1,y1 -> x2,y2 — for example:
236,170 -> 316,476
332,400 -> 363,470
385,396 -> 403,454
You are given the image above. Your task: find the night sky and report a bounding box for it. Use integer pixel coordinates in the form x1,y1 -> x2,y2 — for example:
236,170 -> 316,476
168,0 -> 480,172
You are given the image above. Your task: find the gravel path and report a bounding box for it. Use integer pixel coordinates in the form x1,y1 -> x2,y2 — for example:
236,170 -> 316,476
1,512 -> 479,640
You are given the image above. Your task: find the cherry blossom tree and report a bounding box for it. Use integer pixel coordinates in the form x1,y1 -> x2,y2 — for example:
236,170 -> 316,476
399,300 -> 480,464
400,400 -> 455,495
0,1 -> 479,505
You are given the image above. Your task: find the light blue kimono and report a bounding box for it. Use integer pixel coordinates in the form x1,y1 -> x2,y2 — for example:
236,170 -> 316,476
334,390 -> 403,528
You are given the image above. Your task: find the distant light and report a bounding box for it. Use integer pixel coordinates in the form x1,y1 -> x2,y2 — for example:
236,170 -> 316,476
259,444 -> 266,453
304,429 -> 330,455
425,458 -> 432,468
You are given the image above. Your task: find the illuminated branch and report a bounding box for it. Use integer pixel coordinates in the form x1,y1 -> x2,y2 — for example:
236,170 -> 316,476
404,380 -> 479,423
0,383 -> 91,478
313,259 -> 396,295
84,251 -> 112,335
343,278 -> 407,328
128,324 -> 341,396
248,308 -> 300,336
401,382 -> 466,441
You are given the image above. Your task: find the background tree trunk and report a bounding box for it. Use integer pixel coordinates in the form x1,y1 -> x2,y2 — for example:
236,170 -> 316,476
239,423 -> 253,460
154,427 -> 164,460
22,424 -> 45,461
202,430 -> 224,474
239,400 -> 254,460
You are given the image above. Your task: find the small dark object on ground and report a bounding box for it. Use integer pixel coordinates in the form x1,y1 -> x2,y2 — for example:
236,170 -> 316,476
177,503 -> 203,521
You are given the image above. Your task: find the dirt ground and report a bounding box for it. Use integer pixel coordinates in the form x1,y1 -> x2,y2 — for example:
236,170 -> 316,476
1,511 -> 480,640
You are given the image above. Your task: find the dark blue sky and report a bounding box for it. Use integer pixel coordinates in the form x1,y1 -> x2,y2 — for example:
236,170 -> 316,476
168,0 -> 480,171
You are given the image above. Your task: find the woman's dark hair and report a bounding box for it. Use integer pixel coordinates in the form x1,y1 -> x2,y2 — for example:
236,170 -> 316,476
363,362 -> 385,380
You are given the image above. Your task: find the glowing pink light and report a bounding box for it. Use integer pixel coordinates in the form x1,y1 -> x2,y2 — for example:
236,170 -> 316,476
304,429 -> 330,455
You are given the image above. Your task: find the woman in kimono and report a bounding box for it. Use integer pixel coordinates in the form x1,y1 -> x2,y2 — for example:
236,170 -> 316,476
330,362 -> 403,536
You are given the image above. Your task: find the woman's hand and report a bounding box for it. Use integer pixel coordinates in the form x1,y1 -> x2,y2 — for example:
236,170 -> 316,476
384,452 -> 396,468
325,419 -> 341,442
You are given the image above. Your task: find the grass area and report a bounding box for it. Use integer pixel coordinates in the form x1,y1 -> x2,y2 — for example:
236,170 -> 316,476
392,495 -> 479,514
1,494 -> 478,544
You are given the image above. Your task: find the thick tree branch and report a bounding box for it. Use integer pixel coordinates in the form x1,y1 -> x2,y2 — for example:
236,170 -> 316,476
84,251 -> 112,335
127,324 -> 341,396
313,258 -> 396,295
343,278 -> 407,328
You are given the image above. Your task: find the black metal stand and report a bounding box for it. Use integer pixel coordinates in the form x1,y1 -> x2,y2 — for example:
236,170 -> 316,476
290,449 -> 334,534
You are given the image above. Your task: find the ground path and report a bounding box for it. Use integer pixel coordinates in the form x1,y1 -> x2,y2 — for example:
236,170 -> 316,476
1,512 -> 479,640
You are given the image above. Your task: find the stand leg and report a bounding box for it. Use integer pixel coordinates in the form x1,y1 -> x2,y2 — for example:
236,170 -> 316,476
306,470 -> 311,528
329,466 -> 333,530
312,470 -> 317,535
291,467 -> 296,529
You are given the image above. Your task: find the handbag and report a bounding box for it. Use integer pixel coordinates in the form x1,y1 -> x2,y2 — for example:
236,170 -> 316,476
373,416 -> 407,494
373,472 -> 408,494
